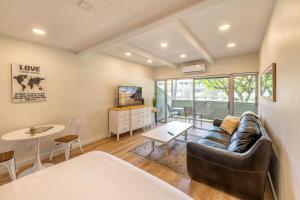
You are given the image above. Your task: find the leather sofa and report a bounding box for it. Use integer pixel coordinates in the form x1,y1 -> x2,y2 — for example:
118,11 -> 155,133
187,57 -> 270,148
187,114 -> 272,200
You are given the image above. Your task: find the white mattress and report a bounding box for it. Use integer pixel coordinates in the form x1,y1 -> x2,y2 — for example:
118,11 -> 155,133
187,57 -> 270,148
0,151 -> 193,200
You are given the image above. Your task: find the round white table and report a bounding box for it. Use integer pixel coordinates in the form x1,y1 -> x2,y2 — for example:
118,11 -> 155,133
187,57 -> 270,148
1,125 -> 65,176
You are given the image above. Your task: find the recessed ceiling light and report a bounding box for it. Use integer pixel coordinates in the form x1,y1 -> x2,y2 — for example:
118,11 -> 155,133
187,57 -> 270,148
160,43 -> 168,48
125,52 -> 132,56
180,54 -> 187,58
32,28 -> 46,35
227,43 -> 236,48
78,0 -> 94,12
219,24 -> 230,31
147,59 -> 153,63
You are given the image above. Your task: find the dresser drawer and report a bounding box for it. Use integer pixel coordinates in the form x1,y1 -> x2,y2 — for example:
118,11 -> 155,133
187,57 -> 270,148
118,110 -> 130,117
132,113 -> 144,119
144,112 -> 151,117
143,112 -> 151,118
143,116 -> 151,122
132,118 -> 144,127
118,115 -> 130,122
131,109 -> 140,114
118,126 -> 129,134
118,121 -> 129,133
144,120 -> 151,125
131,113 -> 139,119
138,108 -> 145,113
119,121 -> 129,127
144,107 -> 152,112
132,123 -> 144,130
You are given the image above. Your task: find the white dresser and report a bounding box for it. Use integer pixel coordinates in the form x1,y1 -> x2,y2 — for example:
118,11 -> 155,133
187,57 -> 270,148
109,105 -> 152,140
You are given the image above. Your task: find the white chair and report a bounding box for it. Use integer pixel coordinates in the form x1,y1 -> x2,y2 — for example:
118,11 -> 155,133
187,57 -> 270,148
50,116 -> 86,161
0,151 -> 17,181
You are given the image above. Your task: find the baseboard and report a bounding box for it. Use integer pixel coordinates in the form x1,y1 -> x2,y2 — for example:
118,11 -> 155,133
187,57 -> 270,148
268,172 -> 278,200
0,134 -> 108,176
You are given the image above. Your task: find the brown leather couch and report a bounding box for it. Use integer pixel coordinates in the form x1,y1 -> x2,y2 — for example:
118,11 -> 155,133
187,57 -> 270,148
187,114 -> 272,200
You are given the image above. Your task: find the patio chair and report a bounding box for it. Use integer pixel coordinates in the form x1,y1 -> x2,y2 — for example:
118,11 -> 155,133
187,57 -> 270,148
184,107 -> 193,123
167,104 -> 179,120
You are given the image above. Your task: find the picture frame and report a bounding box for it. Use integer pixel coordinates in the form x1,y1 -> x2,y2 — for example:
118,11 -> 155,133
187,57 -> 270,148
11,64 -> 47,103
260,63 -> 276,102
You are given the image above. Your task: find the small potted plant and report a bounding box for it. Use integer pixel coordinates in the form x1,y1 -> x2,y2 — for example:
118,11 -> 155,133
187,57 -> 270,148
152,97 -> 157,111
152,97 -> 159,125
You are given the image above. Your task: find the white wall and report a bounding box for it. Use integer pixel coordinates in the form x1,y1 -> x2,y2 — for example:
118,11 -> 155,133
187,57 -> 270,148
259,0 -> 300,199
154,52 -> 259,79
0,35 -> 154,165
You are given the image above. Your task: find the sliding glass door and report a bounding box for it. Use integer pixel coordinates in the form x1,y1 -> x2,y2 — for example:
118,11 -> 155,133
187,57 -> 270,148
167,79 -> 193,123
155,73 -> 257,128
194,77 -> 229,128
156,81 -> 166,122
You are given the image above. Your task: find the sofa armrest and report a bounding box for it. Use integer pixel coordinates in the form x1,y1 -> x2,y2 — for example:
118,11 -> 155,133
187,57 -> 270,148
212,118 -> 223,127
187,139 -> 271,172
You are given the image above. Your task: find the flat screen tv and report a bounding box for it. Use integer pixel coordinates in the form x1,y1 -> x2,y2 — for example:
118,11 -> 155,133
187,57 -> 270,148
118,86 -> 143,107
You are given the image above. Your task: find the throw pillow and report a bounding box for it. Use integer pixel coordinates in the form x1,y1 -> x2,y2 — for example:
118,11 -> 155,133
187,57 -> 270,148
220,115 -> 240,135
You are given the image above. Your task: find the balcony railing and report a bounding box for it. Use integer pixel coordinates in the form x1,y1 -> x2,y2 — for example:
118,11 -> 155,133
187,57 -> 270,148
157,99 -> 256,121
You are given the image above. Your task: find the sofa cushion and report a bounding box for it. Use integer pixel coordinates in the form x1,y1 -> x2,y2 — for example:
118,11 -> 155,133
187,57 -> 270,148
235,121 -> 260,137
203,131 -> 231,146
209,126 -> 227,134
228,132 -> 261,152
228,114 -> 261,153
196,139 -> 228,150
237,115 -> 260,133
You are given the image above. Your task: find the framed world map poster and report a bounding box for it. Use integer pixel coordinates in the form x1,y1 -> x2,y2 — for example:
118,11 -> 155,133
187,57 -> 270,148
11,64 -> 47,103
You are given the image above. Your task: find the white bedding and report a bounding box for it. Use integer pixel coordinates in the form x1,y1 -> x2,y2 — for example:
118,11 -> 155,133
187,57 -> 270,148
0,151 -> 193,200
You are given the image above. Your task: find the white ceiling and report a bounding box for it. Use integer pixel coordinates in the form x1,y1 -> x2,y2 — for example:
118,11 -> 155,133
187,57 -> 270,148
99,0 -> 274,67
0,0 -> 202,52
0,0 -> 274,67
181,0 -> 274,58
126,23 -> 205,63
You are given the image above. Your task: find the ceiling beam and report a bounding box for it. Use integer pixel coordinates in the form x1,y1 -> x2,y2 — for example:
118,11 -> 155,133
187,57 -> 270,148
78,0 -> 224,56
114,43 -> 177,68
172,21 -> 214,64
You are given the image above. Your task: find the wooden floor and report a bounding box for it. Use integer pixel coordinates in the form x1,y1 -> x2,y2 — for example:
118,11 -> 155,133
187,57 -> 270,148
0,128 -> 273,200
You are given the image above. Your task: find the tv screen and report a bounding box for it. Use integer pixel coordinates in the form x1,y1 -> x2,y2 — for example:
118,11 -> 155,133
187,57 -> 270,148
118,86 -> 143,107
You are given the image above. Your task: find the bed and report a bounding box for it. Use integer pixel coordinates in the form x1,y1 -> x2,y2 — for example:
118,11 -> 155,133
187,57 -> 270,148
0,151 -> 193,200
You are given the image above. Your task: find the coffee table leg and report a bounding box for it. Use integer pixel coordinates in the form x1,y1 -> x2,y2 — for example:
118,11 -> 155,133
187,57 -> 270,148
164,144 -> 169,157
184,131 -> 188,141
151,140 -> 155,152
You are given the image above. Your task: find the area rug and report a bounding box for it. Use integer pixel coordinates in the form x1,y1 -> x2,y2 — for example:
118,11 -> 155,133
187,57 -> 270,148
129,133 -> 203,178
